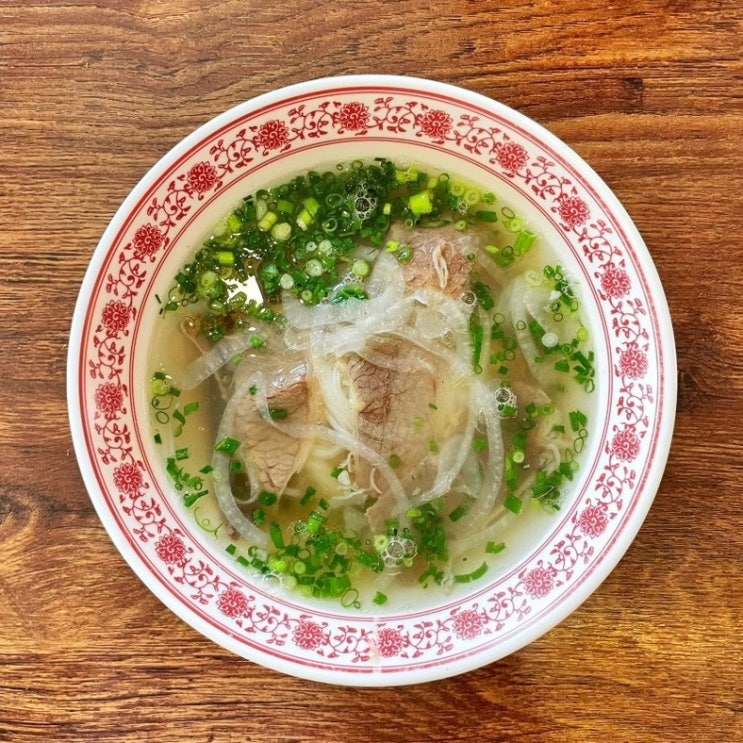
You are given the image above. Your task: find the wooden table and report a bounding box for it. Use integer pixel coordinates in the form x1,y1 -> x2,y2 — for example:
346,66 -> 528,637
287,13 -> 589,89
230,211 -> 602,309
1,1 -> 741,740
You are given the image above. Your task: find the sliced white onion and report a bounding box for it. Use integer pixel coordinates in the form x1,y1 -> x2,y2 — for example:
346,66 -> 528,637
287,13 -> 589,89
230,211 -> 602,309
211,371 -> 270,548
174,331 -> 269,391
281,252 -> 405,330
412,384 -> 478,507
449,380 -> 506,535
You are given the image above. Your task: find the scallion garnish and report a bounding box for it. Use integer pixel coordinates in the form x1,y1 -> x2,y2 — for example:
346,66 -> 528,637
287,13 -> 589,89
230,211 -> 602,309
454,561 -> 489,583
215,437 -> 241,455
258,490 -> 278,507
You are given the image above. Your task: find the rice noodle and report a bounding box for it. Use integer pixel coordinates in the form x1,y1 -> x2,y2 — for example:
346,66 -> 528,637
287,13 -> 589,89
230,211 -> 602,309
509,278 -> 555,386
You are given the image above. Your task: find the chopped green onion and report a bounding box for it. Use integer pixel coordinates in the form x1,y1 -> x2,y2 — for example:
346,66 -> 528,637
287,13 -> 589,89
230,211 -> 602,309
257,211 -> 278,232
351,259 -> 370,278
448,502 -> 470,522
470,320 -> 484,374
454,561 -> 488,583
513,229 -> 537,253
569,409 -> 588,432
300,486 -> 316,506
215,437 -> 241,455
504,494 -> 523,514
408,190 -> 433,216
472,280 -> 495,310
258,490 -> 277,507
269,523 -> 285,549
395,245 -> 413,263
183,490 -> 208,508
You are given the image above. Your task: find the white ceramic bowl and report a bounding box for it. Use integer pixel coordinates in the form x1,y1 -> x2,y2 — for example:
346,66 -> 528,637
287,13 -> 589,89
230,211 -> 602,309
67,75 -> 676,686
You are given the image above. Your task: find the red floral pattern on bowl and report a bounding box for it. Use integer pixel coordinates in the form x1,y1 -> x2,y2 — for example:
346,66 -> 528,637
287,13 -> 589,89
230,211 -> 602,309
67,76 -> 676,687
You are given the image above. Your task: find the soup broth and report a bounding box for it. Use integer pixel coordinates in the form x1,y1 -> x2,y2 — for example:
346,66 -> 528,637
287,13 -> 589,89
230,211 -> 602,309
148,157 -> 595,610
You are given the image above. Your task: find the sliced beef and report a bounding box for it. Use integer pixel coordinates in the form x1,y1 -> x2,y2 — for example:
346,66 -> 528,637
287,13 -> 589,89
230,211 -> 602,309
231,361 -> 316,495
345,339 -> 437,492
387,223 -> 479,298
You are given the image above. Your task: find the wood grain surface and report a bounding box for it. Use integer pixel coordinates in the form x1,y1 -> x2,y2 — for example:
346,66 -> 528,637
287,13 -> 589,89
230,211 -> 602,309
1,1 -> 741,741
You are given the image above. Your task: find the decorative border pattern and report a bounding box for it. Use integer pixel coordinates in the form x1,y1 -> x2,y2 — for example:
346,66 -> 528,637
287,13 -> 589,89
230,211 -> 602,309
79,84 -> 661,679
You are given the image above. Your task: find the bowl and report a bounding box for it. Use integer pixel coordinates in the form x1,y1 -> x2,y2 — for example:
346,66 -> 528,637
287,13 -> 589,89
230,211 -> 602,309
67,75 -> 676,686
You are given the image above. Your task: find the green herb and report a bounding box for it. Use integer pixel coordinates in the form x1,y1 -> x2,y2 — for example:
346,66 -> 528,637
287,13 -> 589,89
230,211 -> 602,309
330,284 -> 368,304
470,318 -> 484,374
454,561 -> 488,583
300,486 -> 316,506
569,409 -> 588,432
231,508 -> 384,607
472,280 -> 495,310
472,438 -> 488,452
504,493 -> 523,514
269,522 -> 285,549
253,509 -> 266,526
165,457 -> 208,509
513,229 -> 537,254
408,500 -> 449,575
448,499 -> 472,522
474,209 -> 498,223
258,490 -> 278,507
183,490 -> 208,508
215,437 -> 241,455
